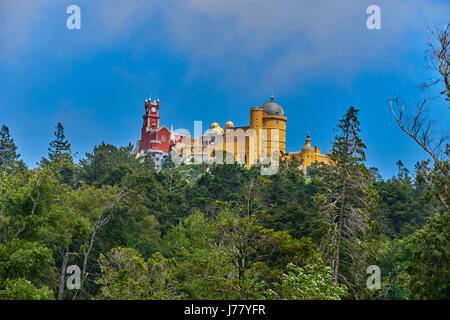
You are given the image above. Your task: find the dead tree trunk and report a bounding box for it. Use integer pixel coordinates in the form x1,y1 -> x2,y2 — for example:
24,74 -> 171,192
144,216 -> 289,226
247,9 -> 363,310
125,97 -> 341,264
334,195 -> 345,285
58,250 -> 69,300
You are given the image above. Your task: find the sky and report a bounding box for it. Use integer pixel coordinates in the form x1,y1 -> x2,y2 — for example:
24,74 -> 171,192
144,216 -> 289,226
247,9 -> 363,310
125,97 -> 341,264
1,0 -> 449,178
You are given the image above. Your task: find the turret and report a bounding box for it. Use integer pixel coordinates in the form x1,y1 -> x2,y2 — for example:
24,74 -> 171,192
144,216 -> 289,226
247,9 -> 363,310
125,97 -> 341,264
305,131 -> 312,148
142,96 -> 160,131
170,124 -> 175,143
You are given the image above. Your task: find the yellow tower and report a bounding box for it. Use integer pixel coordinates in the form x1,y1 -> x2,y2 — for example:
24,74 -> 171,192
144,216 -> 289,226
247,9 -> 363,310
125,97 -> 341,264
173,96 -> 288,167
219,96 -> 287,165
249,96 -> 287,161
299,132 -> 329,166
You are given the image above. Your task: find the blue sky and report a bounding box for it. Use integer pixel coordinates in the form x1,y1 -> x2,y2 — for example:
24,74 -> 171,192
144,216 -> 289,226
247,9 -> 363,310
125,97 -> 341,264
1,0 -> 449,178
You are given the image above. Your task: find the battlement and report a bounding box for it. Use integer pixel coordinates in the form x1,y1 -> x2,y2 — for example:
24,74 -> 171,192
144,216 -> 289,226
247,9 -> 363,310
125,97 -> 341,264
145,97 -> 159,107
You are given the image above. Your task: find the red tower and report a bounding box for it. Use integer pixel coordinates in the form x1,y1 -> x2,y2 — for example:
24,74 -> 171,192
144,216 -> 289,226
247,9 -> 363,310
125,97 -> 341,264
136,97 -> 171,170
143,98 -> 160,131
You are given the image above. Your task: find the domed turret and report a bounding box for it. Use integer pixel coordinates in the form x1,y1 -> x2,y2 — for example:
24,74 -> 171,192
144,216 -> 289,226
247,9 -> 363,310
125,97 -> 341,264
302,131 -> 313,150
209,122 -> 224,134
261,96 -> 285,116
225,121 -> 234,129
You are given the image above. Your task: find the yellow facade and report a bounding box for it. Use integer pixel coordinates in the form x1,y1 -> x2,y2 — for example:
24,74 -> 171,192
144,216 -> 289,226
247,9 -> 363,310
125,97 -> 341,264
173,97 -> 329,168
288,132 -> 329,167
179,96 -> 287,165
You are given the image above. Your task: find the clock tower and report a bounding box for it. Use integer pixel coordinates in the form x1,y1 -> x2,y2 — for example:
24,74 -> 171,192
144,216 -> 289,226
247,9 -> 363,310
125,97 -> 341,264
143,98 -> 160,130
137,97 -> 171,170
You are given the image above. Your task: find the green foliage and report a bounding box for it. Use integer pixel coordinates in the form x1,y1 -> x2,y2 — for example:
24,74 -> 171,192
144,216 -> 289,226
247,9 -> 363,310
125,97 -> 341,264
0,124 -> 26,174
96,247 -> 183,300
40,122 -> 74,184
47,122 -> 73,164
266,254 -> 347,300
77,142 -> 153,186
0,240 -> 56,287
315,106 -> 377,297
415,149 -> 449,210
164,208 -> 316,299
376,237 -> 412,300
0,278 -> 54,300
407,213 -> 450,299
372,173 -> 439,238
259,165 -> 325,242
0,111 -> 447,300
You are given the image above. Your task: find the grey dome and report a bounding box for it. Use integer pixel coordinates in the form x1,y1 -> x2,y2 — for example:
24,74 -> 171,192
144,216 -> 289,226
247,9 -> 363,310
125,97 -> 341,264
261,98 -> 285,116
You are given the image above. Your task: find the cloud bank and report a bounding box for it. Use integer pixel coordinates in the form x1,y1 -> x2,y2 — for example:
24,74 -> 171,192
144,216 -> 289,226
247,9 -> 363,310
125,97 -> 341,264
1,0 -> 449,92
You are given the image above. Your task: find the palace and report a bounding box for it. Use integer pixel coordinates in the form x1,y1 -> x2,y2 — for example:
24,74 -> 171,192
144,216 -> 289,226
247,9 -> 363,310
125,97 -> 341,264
134,96 -> 330,170
287,131 -> 330,167
134,98 -> 171,170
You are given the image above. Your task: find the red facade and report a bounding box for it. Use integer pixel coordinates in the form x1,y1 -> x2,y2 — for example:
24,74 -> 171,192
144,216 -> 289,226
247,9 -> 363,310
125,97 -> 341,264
140,99 -> 171,153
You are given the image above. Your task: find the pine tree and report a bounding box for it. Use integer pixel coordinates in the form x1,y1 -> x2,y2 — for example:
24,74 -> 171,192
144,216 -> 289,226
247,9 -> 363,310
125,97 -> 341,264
47,122 -> 72,163
407,212 -> 450,299
0,124 -> 24,173
396,159 -> 411,184
40,122 -> 74,183
315,106 -> 376,297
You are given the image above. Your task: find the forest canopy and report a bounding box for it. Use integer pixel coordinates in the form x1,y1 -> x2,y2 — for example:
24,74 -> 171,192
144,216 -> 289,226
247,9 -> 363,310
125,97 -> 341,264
0,24 -> 448,301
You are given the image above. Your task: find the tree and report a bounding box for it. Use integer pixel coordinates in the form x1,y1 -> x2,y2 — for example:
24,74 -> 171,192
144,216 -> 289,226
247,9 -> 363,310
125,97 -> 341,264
376,237 -> 412,300
407,213 -> 449,299
48,123 -> 72,163
96,247 -> 151,300
266,253 -> 347,300
164,209 -> 238,299
78,142 -> 153,186
315,106 -> 376,296
386,25 -> 449,301
162,156 -> 175,170
96,247 -> 183,300
0,240 -> 56,288
259,164 -> 325,242
372,167 -> 439,239
390,23 -> 449,211
60,181 -> 155,300
165,208 -> 314,300
0,166 -> 137,300
0,167 -> 78,300
68,184 -> 132,300
0,278 -> 54,300
422,23 -> 450,103
0,124 -> 25,173
395,160 -> 411,183
40,122 -> 74,184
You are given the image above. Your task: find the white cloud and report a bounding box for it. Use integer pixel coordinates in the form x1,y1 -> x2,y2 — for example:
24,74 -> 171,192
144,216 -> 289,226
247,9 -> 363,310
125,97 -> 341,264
1,0 -> 449,93
157,0 -> 450,91
0,0 -> 52,56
